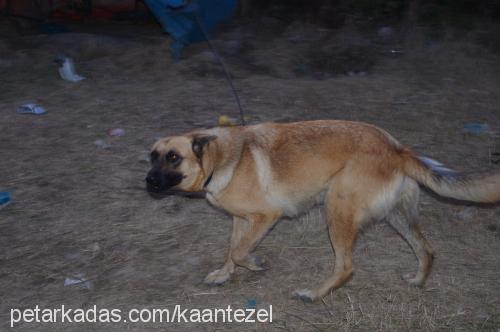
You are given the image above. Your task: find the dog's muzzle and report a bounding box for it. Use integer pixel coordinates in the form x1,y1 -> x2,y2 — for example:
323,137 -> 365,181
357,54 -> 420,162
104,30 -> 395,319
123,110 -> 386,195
145,169 -> 184,193
145,169 -> 163,192
145,174 -> 161,192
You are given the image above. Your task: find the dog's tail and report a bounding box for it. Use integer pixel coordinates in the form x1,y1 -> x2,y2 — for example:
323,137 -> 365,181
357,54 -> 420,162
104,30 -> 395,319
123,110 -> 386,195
401,150 -> 500,203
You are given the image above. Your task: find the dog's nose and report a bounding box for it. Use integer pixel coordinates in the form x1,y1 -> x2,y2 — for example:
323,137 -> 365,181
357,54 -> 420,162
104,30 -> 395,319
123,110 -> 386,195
145,174 -> 160,188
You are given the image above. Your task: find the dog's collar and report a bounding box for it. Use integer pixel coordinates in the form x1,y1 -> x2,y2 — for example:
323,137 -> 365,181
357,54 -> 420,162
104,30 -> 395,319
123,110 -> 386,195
203,171 -> 214,189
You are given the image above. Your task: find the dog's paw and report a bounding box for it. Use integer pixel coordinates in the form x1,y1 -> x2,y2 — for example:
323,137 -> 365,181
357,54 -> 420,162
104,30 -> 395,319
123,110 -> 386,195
233,254 -> 268,271
246,255 -> 268,271
401,273 -> 424,288
204,269 -> 231,285
292,289 -> 316,303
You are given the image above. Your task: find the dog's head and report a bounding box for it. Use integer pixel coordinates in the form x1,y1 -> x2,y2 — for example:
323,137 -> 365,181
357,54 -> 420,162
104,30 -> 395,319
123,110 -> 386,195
145,134 -> 216,193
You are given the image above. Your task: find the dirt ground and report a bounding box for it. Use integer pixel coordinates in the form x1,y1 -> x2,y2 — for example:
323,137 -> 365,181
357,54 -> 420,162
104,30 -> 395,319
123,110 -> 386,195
0,16 -> 499,331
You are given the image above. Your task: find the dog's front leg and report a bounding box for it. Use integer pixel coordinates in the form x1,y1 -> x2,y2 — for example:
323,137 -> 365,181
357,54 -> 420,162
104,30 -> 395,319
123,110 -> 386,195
230,213 -> 279,270
204,213 -> 279,285
204,216 -> 247,285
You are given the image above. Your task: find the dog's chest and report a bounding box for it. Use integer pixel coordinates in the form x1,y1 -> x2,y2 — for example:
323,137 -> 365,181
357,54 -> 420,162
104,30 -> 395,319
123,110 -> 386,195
205,192 -> 222,208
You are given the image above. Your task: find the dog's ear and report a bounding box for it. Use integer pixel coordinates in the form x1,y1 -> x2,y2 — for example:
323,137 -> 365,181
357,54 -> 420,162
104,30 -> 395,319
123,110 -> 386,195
192,135 -> 217,160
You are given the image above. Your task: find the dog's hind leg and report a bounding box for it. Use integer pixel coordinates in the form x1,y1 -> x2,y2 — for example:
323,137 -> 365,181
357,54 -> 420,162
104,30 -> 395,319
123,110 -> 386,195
386,179 -> 434,286
293,176 -> 368,302
293,163 -> 406,302
293,194 -> 359,301
204,212 -> 279,285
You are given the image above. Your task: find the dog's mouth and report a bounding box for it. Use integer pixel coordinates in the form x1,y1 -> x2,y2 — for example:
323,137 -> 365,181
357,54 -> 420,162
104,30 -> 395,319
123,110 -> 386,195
145,170 -> 205,199
145,171 -> 180,194
146,183 -> 177,197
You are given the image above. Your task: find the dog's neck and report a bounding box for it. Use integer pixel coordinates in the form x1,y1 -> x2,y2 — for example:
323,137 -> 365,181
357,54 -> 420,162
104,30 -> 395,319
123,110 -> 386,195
203,171 -> 214,188
202,127 -> 244,196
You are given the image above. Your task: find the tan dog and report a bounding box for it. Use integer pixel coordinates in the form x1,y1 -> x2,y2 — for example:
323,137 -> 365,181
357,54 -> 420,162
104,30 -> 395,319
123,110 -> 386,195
146,120 -> 500,302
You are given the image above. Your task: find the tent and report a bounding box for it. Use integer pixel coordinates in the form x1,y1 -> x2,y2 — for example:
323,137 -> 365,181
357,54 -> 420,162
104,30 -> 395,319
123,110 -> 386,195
144,0 -> 237,59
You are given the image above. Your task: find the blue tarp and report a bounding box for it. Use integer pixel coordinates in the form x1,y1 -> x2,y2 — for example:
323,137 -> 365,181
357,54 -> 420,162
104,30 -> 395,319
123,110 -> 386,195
144,0 -> 237,59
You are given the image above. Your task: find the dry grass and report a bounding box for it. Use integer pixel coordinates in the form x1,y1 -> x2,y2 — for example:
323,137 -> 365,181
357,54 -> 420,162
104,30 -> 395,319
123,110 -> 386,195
0,18 -> 499,331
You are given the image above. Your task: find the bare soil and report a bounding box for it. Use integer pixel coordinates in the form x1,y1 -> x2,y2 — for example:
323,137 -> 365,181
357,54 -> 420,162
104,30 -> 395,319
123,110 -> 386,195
0,17 -> 499,331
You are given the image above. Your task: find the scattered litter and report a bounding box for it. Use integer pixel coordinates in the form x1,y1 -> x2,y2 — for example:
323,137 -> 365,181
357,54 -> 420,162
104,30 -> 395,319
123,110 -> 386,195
64,273 -> 93,289
94,139 -> 111,149
218,115 -> 235,127
107,128 -> 125,137
55,55 -> 86,82
418,156 -> 456,176
463,123 -> 490,135
0,192 -> 11,209
191,292 -> 218,296
246,298 -> 257,309
219,112 -> 248,125
389,49 -> 403,55
16,103 -> 47,115
455,207 -> 477,221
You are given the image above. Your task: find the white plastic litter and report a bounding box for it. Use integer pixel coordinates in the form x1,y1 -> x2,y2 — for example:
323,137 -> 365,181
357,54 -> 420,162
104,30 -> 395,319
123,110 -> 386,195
418,156 -> 456,175
55,56 -> 86,82
107,128 -> 125,137
94,139 -> 111,149
64,273 -> 93,289
16,103 -> 47,115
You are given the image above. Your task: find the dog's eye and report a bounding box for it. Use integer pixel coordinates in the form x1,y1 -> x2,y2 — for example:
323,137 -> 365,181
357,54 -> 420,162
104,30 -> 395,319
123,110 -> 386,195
166,151 -> 182,165
166,152 -> 178,161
